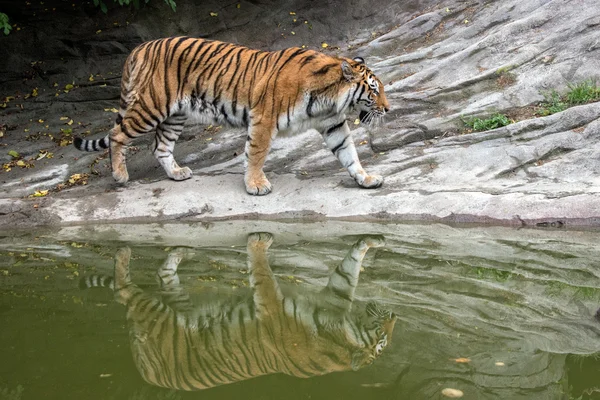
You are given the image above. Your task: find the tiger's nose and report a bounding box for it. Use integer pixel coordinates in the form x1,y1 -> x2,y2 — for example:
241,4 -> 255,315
383,106 -> 390,113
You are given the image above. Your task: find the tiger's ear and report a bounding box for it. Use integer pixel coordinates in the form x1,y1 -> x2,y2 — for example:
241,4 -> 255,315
353,56 -> 365,64
341,61 -> 358,82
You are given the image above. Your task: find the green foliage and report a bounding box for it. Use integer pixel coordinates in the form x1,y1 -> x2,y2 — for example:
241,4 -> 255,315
538,80 -> 600,116
537,89 -> 567,116
0,12 -> 12,35
93,0 -> 176,13
565,80 -> 600,105
462,113 -> 512,132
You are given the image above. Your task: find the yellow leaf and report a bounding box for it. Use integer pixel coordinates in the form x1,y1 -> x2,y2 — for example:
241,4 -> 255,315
31,88 -> 38,97
104,108 -> 118,113
96,29 -> 102,34
291,31 -> 295,35
453,358 -> 471,363
16,160 -> 26,167
65,83 -> 74,90
289,11 -> 296,15
354,119 -> 360,125
30,190 -> 49,198
359,140 -> 368,145
38,119 -> 44,123
210,12 -> 218,17
236,3 -> 240,8
88,74 -> 94,82
60,116 -> 69,120
53,82 -> 58,87
67,119 -> 74,125
321,42 -> 328,48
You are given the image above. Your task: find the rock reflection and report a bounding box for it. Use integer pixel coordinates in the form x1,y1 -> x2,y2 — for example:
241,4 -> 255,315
80,233 -> 396,391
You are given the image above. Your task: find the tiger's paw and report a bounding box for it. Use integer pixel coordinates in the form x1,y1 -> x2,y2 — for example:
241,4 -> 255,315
170,166 -> 193,181
360,235 -> 386,249
245,177 -> 272,196
357,174 -> 383,189
113,166 -> 129,184
247,232 -> 274,250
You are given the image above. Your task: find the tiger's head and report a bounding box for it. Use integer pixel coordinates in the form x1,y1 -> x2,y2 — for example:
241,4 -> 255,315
351,301 -> 397,371
341,57 -> 390,125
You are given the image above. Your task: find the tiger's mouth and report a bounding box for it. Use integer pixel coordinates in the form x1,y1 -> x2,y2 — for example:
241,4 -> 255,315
359,109 -> 385,125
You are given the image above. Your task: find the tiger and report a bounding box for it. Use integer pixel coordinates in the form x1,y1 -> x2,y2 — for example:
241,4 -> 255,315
73,37 -> 390,195
79,233 -> 397,391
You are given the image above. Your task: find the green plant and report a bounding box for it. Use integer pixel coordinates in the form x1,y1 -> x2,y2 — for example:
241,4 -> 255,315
93,0 -> 176,13
537,80 -> 600,116
538,89 -> 567,116
0,12 -> 12,35
566,80 -> 600,105
462,113 -> 512,132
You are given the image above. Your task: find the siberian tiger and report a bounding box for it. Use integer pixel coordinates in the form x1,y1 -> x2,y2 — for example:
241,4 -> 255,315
80,233 -> 397,391
73,37 -> 390,195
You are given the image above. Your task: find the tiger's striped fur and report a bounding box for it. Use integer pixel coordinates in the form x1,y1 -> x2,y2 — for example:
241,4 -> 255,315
73,37 -> 390,195
80,234 -> 396,391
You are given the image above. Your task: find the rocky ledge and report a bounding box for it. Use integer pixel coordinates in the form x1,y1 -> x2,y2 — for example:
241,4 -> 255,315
1,0 -> 599,228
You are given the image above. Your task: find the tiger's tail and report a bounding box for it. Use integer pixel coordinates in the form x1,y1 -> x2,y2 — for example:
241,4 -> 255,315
73,135 -> 110,152
79,274 -> 115,290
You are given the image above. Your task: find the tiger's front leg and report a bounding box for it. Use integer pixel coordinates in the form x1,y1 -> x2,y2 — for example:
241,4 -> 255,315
244,122 -> 275,195
322,121 -> 383,189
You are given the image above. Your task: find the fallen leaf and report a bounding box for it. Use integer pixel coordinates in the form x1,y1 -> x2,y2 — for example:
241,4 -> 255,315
321,42 -> 329,48
354,119 -> 360,125
289,11 -> 296,15
359,140 -> 368,145
453,358 -> 471,363
104,108 -> 118,113
30,190 -> 49,198
441,388 -> 464,398
38,119 -> 44,123
60,116 -> 69,120
495,361 -> 505,366
8,150 -> 20,158
88,74 -> 94,82
16,160 -> 26,167
209,12 -> 218,17
65,83 -> 74,90
67,119 -> 74,125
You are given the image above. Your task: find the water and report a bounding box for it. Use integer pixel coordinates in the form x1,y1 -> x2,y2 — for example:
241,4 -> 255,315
1,221 -> 599,400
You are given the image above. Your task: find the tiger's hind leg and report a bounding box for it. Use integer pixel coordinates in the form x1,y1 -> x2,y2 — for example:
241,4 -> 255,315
321,121 -> 383,189
111,115 -> 158,183
153,114 -> 192,181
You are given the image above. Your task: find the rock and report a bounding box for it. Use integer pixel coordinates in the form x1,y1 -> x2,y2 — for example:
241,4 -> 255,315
1,0 -> 600,227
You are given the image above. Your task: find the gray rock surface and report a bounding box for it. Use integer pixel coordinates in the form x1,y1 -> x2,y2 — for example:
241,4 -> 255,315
1,0 -> 600,227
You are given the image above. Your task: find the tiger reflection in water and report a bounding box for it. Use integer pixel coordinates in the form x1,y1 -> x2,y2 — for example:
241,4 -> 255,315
82,233 -> 396,391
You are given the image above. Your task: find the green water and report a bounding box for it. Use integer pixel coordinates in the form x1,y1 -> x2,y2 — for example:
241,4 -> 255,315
1,222 -> 599,400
